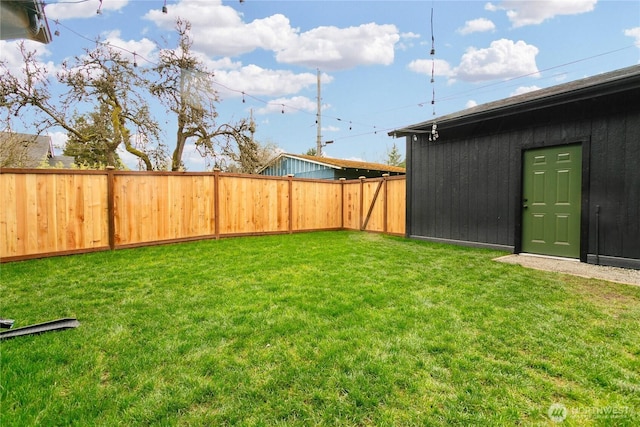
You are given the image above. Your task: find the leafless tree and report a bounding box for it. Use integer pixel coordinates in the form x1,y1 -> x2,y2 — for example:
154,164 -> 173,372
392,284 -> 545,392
1,41 -> 164,170
149,19 -> 253,171
225,138 -> 282,174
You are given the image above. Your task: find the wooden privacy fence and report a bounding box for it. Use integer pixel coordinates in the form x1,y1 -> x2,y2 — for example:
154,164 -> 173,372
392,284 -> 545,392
0,169 -> 405,262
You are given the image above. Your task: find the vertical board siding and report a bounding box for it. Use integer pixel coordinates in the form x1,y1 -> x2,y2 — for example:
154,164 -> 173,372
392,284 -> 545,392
218,175 -> 290,235
345,179 -> 367,231
0,173 -> 17,255
342,181 -> 361,230
340,177 -> 406,235
1,171 -> 406,261
0,172 -> 109,258
262,157 -> 336,179
623,110 -> 640,258
588,110 -> 640,260
114,174 -> 216,245
408,101 -> 640,263
291,180 -> 342,230
385,178 -> 406,235
362,180 -> 384,231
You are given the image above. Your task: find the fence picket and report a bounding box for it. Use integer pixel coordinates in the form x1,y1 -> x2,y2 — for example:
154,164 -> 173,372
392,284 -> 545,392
0,169 -> 405,262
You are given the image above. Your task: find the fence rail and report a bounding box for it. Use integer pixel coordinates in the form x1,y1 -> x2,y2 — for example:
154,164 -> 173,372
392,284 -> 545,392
0,169 -> 405,262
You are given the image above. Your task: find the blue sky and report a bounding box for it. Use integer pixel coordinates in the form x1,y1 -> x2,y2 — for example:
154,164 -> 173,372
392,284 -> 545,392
2,0 -> 639,170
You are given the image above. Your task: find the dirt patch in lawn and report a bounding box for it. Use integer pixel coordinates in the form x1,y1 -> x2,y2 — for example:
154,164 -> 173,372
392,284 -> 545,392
494,254 -> 640,287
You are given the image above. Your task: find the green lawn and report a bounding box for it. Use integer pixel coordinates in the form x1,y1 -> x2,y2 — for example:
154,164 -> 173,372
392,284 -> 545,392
1,231 -> 639,426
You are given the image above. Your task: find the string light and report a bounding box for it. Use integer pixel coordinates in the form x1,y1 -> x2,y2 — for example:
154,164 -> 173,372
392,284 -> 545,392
162,0 -> 167,14
41,16 -> 634,146
429,4 -> 439,141
429,123 -> 438,141
430,6 -> 436,116
430,7 -> 435,56
48,19 -> 343,126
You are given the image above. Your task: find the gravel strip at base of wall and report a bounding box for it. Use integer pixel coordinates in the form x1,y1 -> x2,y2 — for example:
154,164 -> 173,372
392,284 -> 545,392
495,254 -> 640,286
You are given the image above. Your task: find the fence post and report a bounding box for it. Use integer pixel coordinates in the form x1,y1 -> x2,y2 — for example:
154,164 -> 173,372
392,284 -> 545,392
213,168 -> 220,239
287,174 -> 294,234
339,178 -> 346,230
382,173 -> 389,234
359,176 -> 366,230
106,166 -> 116,250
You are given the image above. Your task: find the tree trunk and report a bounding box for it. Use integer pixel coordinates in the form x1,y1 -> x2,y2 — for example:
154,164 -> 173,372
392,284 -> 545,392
172,129 -> 187,171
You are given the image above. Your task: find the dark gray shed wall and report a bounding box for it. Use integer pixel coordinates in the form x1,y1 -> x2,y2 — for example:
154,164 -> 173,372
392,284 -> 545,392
406,88 -> 640,268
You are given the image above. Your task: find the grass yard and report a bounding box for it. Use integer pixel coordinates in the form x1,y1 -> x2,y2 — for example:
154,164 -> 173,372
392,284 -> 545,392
1,231 -> 639,426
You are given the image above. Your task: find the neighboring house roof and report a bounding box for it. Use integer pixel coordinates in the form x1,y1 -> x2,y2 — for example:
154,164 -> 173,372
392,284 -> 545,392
0,0 -> 52,44
0,132 -> 74,168
259,153 -> 406,175
391,64 -> 640,136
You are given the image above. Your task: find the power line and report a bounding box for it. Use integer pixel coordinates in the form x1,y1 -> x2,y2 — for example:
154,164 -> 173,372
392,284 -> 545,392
46,0 -> 92,4
51,19 -> 382,131
46,19 -> 637,145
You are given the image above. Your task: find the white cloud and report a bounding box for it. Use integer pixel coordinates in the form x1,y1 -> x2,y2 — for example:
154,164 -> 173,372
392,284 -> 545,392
408,39 -> 539,83
485,3 -> 499,12
322,125 -> 340,132
47,0 -> 129,20
145,1 -> 295,56
454,39 -> 539,81
553,73 -> 569,83
457,18 -> 496,35
103,30 -> 157,65
204,57 -> 243,71
213,65 -> 333,98
397,32 -> 421,50
465,100 -> 478,109
487,0 -> 597,28
625,27 -> 640,48
0,40 -> 56,78
202,13 -> 297,57
116,145 -> 141,170
511,85 -> 541,96
145,1 -> 278,55
275,23 -> 400,70
407,58 -> 453,78
401,32 -> 421,40
145,1 -> 399,70
255,96 -> 321,115
181,143 -> 208,170
47,131 -> 68,152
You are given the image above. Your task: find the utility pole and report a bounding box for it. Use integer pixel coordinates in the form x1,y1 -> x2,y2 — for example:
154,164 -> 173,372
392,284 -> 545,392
316,68 -> 322,156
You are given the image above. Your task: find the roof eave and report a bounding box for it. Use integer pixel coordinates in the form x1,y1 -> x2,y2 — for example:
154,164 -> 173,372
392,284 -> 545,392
283,154 -> 342,170
0,0 -> 52,44
391,65 -> 640,136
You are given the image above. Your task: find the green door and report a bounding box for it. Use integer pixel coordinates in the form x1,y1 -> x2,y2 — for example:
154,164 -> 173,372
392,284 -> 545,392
522,144 -> 582,258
